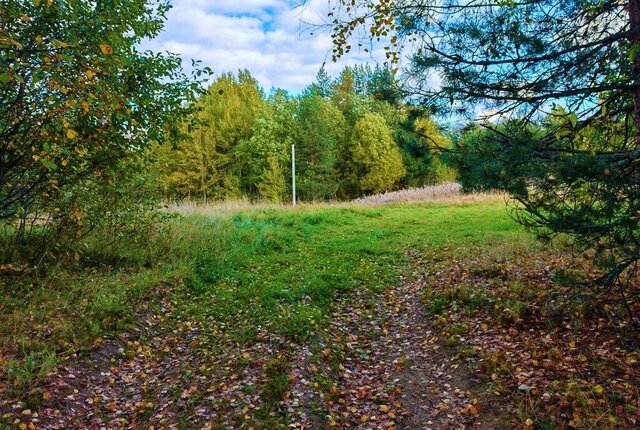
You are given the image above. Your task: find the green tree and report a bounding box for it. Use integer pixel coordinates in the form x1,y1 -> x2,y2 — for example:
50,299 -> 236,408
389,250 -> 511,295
236,89 -> 295,199
257,156 -> 287,203
153,126 -> 221,201
308,67 -> 333,98
295,93 -> 347,201
396,111 -> 456,187
348,64 -> 402,106
329,67 -> 397,127
0,0 -> 206,261
327,67 -> 409,197
156,71 -> 264,201
330,69 -> 362,125
350,113 -> 405,194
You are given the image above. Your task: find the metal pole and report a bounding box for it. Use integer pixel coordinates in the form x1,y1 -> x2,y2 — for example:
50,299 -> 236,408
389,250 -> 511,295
291,144 -> 297,207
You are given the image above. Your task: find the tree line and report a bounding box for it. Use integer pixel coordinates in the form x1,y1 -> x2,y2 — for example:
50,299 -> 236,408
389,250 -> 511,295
152,66 -> 455,203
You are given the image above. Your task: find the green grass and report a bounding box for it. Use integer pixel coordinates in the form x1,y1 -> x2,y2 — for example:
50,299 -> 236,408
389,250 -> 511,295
0,199 -> 528,400
160,200 -> 528,350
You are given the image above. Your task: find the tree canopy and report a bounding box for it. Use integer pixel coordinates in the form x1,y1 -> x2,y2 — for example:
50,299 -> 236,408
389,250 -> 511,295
154,67 -> 451,203
1,0 -> 208,261
350,112 -> 406,193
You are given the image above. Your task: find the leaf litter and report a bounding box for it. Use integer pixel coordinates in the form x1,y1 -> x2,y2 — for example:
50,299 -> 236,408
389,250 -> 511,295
1,249 -> 638,429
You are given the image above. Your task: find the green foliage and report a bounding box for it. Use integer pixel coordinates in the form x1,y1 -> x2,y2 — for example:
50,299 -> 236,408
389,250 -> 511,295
349,113 -> 406,194
295,93 -> 346,201
453,124 -> 512,192
236,89 -> 295,199
155,72 -> 264,201
396,110 -> 457,187
155,66 -> 453,204
330,69 -> 362,124
257,156 -> 287,203
308,67 -> 332,98
349,64 -> 402,106
0,0 -> 207,264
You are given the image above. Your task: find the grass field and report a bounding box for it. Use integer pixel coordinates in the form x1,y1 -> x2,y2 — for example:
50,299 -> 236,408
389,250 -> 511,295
1,197 -> 637,429
0,197 -> 522,385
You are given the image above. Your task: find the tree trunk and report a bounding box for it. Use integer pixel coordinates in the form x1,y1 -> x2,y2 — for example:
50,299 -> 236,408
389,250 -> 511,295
629,0 -> 640,144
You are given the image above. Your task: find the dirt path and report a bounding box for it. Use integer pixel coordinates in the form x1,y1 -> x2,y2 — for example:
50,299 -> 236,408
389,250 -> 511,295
390,273 -> 509,429
2,263 -> 507,429
285,268 -> 508,429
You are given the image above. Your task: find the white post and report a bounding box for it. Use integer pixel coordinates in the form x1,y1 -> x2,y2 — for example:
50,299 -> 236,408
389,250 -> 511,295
291,144 -> 297,207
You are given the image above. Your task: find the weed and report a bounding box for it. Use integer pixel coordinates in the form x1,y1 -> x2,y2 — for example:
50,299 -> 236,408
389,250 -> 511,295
3,351 -> 57,396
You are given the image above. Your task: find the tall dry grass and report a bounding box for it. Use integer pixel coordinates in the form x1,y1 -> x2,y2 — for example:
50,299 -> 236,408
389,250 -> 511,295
348,183 -> 504,205
166,183 -> 505,216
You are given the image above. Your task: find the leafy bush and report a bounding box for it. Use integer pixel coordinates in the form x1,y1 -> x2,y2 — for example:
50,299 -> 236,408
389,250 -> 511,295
0,0 -> 207,266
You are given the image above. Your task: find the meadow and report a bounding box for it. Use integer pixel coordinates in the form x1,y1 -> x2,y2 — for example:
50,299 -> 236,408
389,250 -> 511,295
1,196 -> 637,429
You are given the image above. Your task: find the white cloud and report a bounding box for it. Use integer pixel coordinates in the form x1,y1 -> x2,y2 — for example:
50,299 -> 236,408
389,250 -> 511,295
184,0 -> 287,15
141,0 -> 389,92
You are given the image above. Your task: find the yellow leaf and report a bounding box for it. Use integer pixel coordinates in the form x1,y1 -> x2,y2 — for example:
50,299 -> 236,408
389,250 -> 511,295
66,129 -> 77,139
594,385 -> 604,395
99,44 -> 113,55
85,69 -> 95,79
82,101 -> 90,113
43,391 -> 52,400
378,405 -> 389,413
525,418 -> 533,426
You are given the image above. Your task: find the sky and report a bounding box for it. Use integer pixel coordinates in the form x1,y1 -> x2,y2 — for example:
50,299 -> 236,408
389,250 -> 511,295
142,0 -> 387,93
